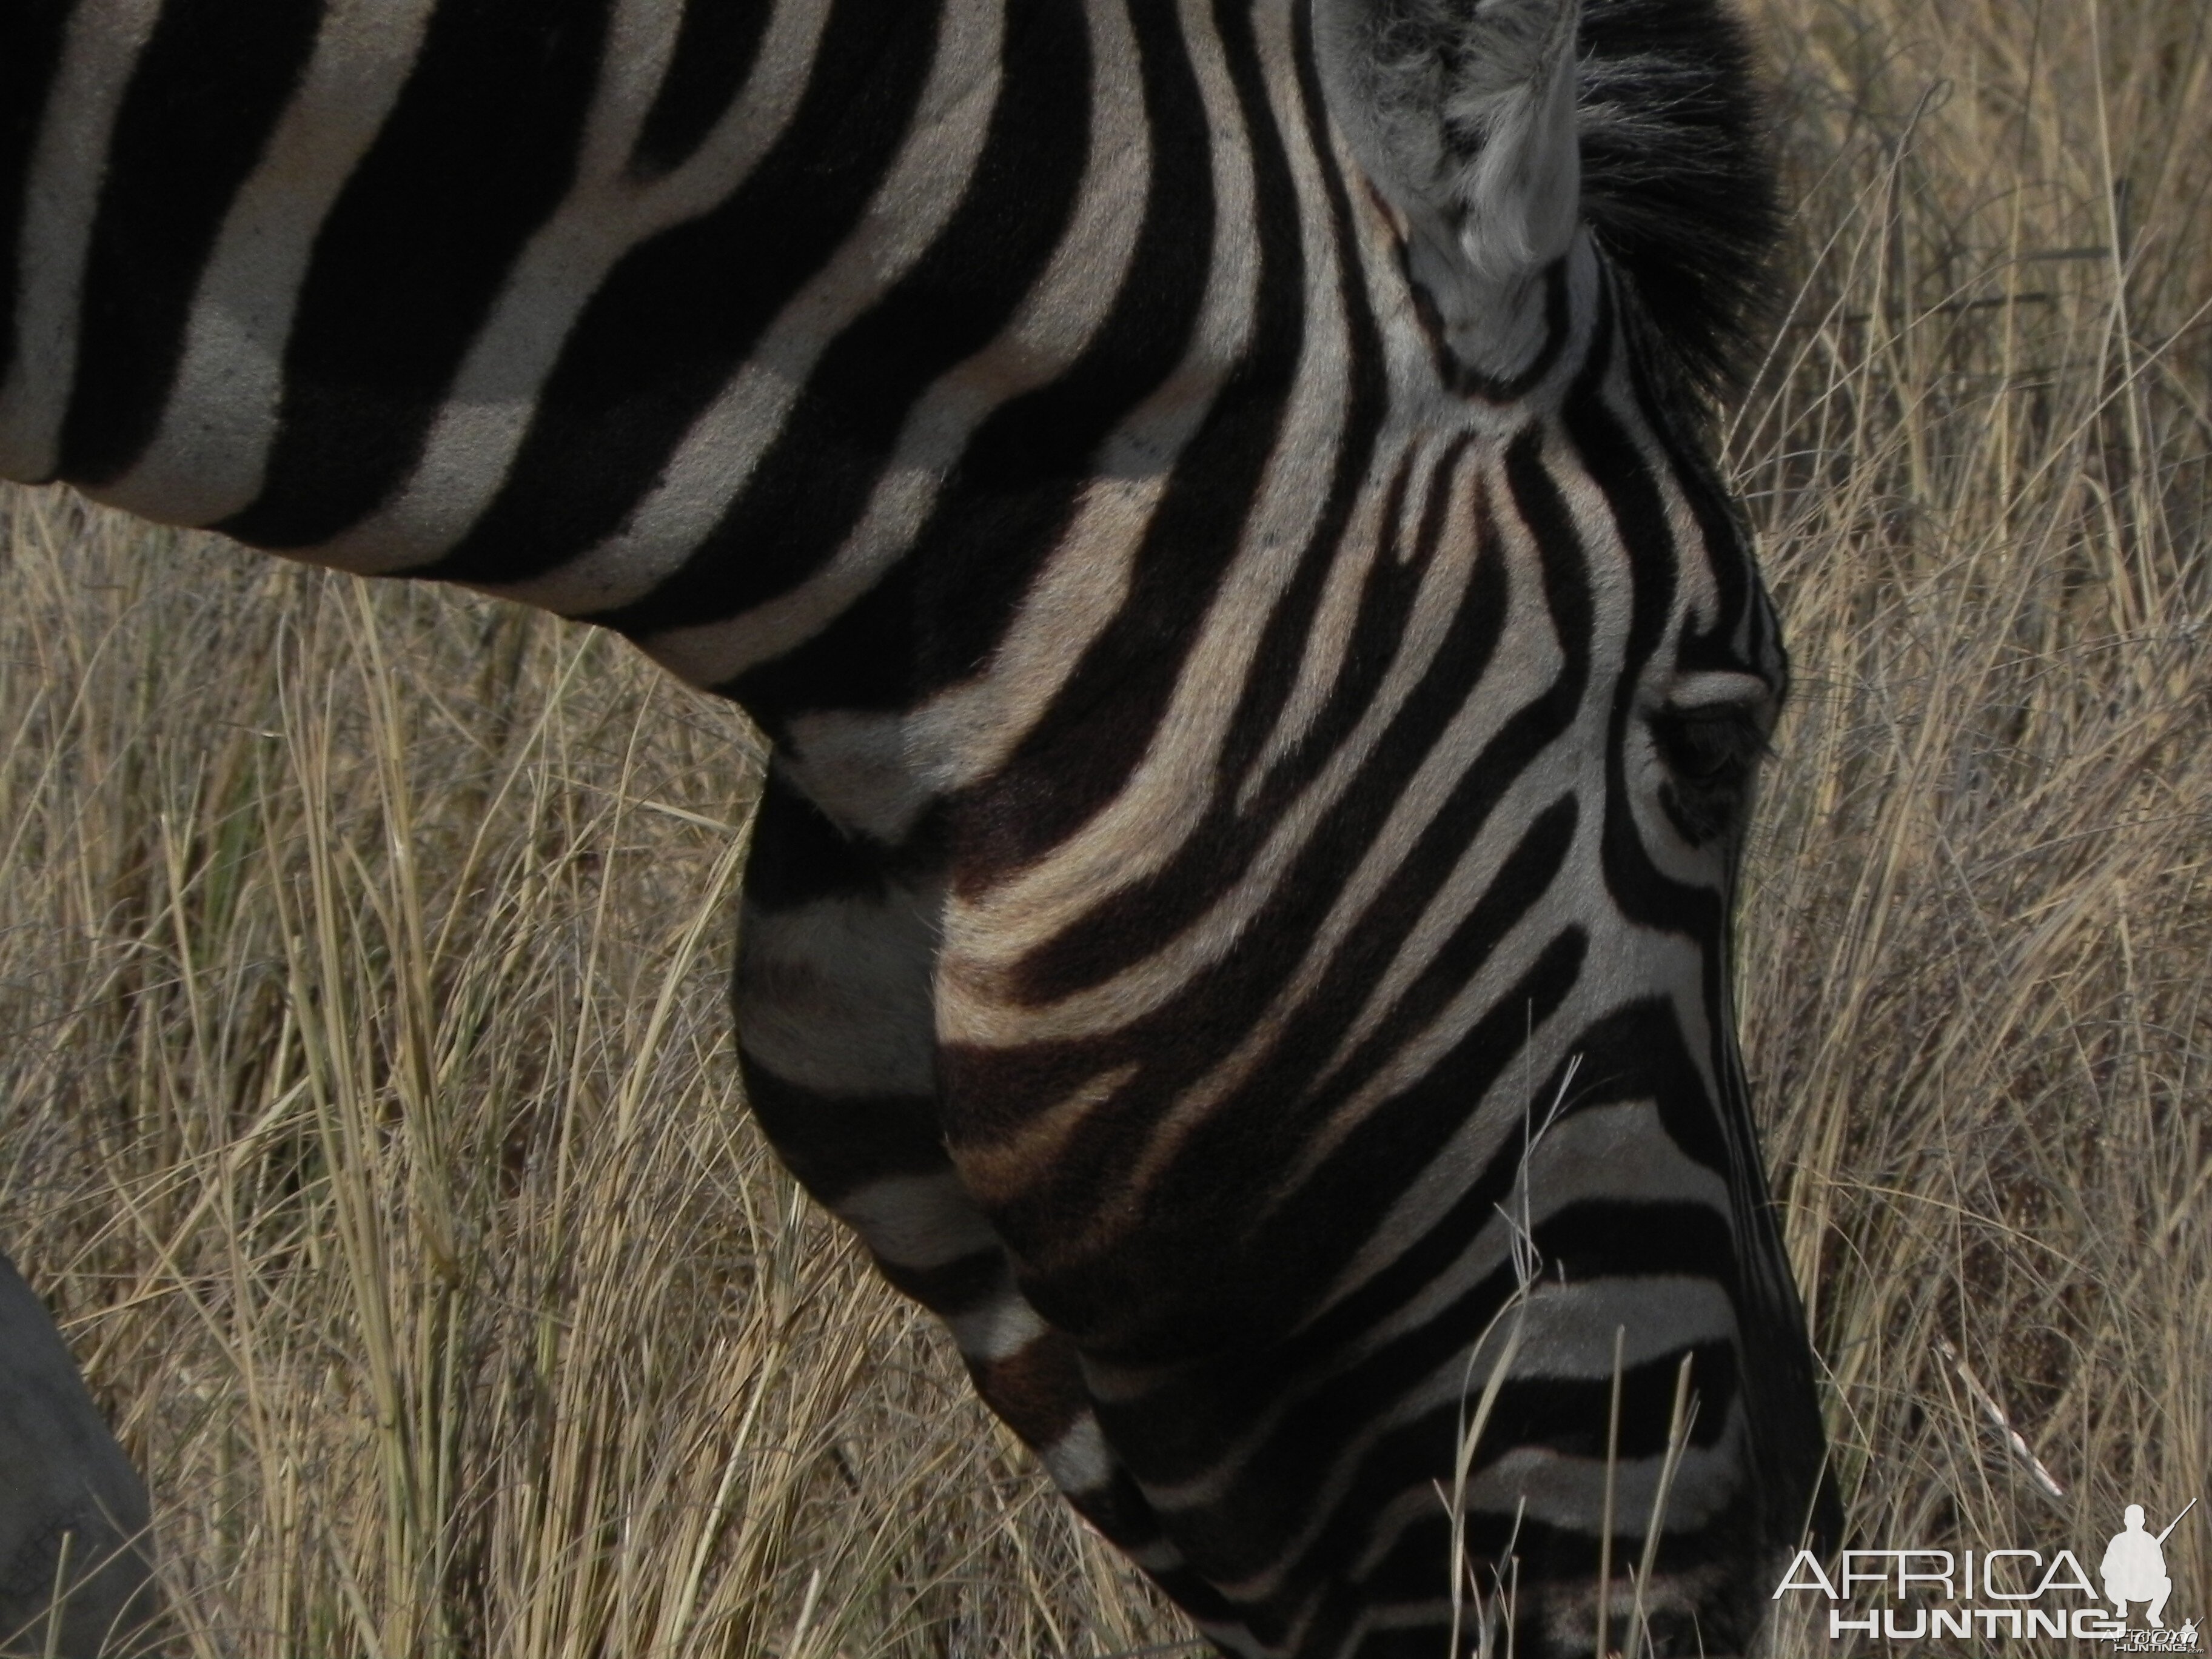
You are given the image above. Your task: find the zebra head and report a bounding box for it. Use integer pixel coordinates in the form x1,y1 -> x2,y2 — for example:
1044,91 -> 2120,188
736,0 -> 1834,1651
774,0 -> 1835,1652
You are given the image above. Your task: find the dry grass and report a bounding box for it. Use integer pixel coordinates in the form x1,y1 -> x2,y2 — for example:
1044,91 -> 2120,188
2,0 -> 2208,1652
1741,0 -> 2212,1644
0,525 -> 1183,1657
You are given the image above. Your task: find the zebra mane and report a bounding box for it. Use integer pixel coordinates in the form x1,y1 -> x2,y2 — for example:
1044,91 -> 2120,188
1574,0 -> 1781,401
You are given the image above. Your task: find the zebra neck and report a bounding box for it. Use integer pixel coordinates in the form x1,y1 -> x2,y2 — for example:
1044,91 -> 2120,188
743,243 -> 1615,866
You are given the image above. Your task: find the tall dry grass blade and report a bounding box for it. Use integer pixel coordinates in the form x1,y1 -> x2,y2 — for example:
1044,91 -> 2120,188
1444,1306 -> 1530,1659
1935,1336 -> 2066,1502
1623,1355 -> 1697,1659
1595,1326 -> 1624,1659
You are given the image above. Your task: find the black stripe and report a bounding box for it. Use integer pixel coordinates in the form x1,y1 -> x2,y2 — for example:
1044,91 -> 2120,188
1300,1487 -> 1766,1659
871,1247 -> 1007,1319
628,0 -> 776,179
583,0 -> 1094,642
0,0 -> 70,407
724,0 -> 1221,731
223,0 -> 611,549
418,0 -> 936,584
58,0 -> 321,486
943,424 -> 1600,1355
1416,254 -> 1572,403
943,0 -> 1311,878
1112,993 -> 1752,1496
1008,437 -> 1467,1002
1563,364 -> 1720,943
1184,0 -> 1396,848
991,911 -> 1586,1374
1206,1332 -> 1738,1605
740,762 -> 886,911
1096,1096 -> 1742,1583
1631,332 -> 1760,674
740,1063 -> 953,1205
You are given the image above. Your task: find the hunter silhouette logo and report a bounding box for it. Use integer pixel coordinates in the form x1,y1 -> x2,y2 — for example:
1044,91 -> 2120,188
1773,1498 -> 2202,1647
2103,1503 -> 2190,1627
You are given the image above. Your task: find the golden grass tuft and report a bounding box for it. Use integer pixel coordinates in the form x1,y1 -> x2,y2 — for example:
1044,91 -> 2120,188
1,0 -> 2208,1652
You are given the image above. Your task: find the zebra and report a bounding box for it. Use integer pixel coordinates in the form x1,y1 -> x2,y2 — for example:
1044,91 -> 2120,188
0,0 -> 1838,1652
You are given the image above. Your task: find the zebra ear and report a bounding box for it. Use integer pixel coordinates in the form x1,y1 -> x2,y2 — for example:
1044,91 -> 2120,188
1313,0 -> 1581,379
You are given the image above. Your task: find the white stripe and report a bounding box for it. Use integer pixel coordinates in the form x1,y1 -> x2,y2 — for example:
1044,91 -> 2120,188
836,1171 -> 999,1270
1039,1412 -> 1116,1495
948,1287 -> 1047,1362
0,0 -> 165,481
1453,1426 -> 1744,1529
635,0 -> 1153,692
734,887 -> 939,1096
309,0 -> 836,572
98,0 -> 440,525
467,0 -> 1003,605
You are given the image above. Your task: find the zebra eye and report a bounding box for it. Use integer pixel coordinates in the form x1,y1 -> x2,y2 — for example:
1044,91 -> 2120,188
1648,706 -> 1766,843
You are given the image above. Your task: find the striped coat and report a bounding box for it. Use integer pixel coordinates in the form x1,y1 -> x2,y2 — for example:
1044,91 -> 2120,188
0,0 -> 1835,1653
